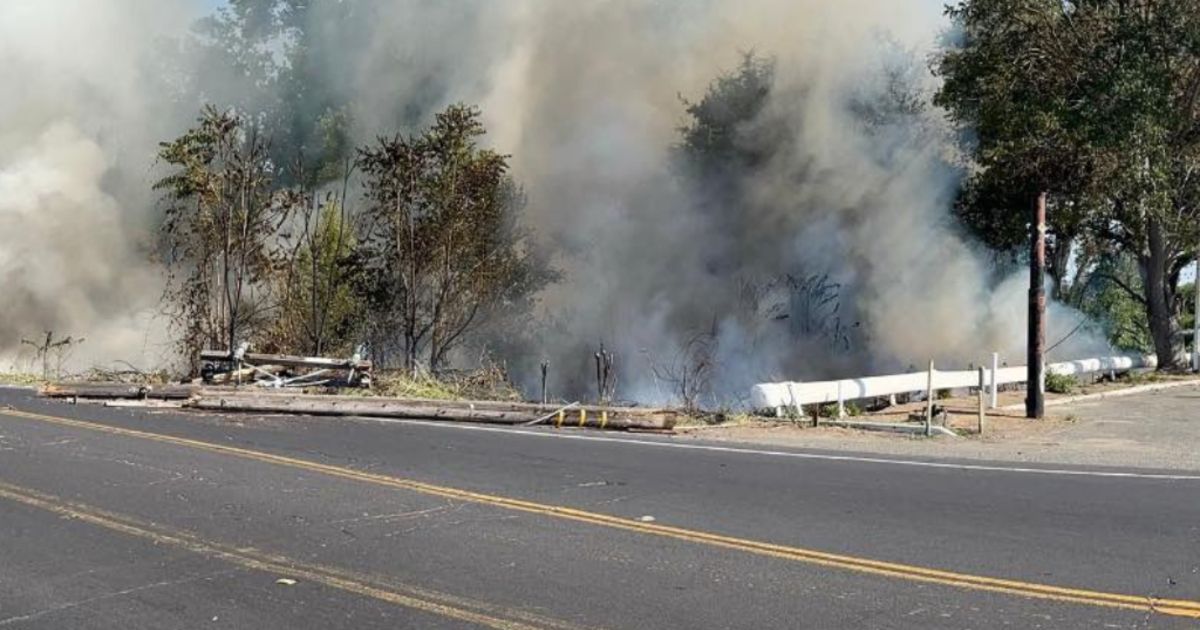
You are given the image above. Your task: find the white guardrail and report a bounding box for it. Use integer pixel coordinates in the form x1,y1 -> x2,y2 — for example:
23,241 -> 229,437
750,354 -> 1156,413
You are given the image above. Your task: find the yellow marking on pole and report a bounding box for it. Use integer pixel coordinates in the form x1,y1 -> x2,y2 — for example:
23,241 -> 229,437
600,411 -> 608,430
0,480 -> 589,630
555,410 -> 564,428
578,408 -> 587,428
4,408 -> 1199,620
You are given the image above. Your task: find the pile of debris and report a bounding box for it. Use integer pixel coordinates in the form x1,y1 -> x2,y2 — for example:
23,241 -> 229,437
36,345 -> 675,432
197,343 -> 372,389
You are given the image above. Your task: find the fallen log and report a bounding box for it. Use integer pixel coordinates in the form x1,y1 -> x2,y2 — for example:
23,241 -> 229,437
40,382 -> 198,400
40,382 -> 144,399
188,391 -> 674,431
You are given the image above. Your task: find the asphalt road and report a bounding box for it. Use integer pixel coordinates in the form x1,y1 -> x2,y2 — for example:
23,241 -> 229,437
0,387 -> 1197,628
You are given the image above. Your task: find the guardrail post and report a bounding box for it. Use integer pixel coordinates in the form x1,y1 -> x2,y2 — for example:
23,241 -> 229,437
925,360 -> 935,437
977,367 -> 986,435
990,352 -> 999,408
837,381 -> 845,419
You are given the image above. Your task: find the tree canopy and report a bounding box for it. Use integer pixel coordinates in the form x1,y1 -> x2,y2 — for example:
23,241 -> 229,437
936,0 -> 1200,368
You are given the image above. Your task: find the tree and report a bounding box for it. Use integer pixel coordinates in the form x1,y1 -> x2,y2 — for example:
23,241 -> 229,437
270,189 -> 362,357
936,0 -> 1200,369
155,106 -> 284,372
675,52 -> 778,270
677,52 -> 776,180
187,0 -> 357,189
1080,254 -> 1154,352
356,104 -> 554,373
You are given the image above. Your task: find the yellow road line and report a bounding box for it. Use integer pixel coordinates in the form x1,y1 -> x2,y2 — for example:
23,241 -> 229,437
4,408 -> 1199,619
0,480 -> 590,630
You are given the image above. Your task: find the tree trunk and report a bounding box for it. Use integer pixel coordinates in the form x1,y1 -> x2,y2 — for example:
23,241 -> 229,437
1141,219 -> 1181,370
1047,232 -> 1072,302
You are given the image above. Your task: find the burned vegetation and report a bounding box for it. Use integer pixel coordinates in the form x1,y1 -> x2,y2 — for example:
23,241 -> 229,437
153,104 -> 554,394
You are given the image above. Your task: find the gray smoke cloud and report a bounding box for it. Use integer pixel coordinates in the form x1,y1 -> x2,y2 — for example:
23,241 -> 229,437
353,0 -> 1104,402
0,1 -> 211,372
1,0 -> 1106,398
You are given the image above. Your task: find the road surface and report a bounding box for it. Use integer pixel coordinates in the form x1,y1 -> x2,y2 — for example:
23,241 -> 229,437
0,387 -> 1196,628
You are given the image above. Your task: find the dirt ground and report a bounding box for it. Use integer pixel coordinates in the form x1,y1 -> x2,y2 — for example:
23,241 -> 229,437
680,378 -> 1200,471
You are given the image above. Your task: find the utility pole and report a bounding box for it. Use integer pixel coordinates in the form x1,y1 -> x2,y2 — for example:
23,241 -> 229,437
1027,192 -> 1046,419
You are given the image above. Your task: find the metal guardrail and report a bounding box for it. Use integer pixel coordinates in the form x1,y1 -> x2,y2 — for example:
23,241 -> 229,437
750,354 -> 1156,413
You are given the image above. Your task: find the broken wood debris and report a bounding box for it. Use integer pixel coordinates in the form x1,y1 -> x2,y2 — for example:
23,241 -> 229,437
199,346 -> 372,388
198,350 -> 372,372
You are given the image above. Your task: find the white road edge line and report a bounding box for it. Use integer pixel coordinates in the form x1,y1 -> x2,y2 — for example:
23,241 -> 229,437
336,415 -> 1200,481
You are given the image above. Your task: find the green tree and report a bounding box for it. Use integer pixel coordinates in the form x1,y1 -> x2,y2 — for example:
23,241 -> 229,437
1081,254 -> 1154,353
155,106 -> 284,372
270,196 -> 362,357
936,0 -> 1200,369
356,104 -> 555,373
188,0 -> 357,188
677,52 -> 777,182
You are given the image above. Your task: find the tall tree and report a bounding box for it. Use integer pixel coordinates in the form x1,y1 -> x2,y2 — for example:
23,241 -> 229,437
188,0 -> 356,188
357,104 -> 554,373
270,185 -> 361,357
155,106 -> 284,371
936,0 -> 1200,369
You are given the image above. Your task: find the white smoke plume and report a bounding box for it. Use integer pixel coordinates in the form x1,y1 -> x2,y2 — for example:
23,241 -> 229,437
327,0 -> 1105,401
0,1 -> 201,372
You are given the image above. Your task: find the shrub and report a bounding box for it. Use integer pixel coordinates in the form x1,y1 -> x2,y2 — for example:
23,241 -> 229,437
1045,372 -> 1077,394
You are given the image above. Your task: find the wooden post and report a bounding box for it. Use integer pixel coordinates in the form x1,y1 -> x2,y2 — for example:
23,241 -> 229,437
977,367 -> 986,435
1027,192 -> 1047,419
925,360 -> 935,437
594,351 -> 603,402
540,361 -> 549,405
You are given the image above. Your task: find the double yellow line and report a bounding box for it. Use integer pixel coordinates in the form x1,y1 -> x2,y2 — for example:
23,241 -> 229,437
0,480 -> 589,630
3,408 -> 1199,620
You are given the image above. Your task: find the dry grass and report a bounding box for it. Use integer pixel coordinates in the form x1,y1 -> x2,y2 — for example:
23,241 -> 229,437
368,364 -> 523,402
0,372 -> 43,386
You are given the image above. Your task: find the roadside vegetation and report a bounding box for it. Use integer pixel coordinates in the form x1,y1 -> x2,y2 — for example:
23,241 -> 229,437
936,0 -> 1200,369
27,0 -> 1193,412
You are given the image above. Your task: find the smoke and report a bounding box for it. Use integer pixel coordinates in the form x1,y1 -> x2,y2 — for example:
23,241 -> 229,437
0,1 -> 201,372
340,0 -> 1103,401
1,0 -> 1108,398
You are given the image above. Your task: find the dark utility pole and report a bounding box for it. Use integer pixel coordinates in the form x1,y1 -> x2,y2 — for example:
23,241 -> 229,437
1026,192 -> 1047,419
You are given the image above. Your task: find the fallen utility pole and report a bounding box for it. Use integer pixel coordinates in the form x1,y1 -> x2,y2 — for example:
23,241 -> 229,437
188,390 -> 675,431
40,383 -> 198,400
1027,192 -> 1047,419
